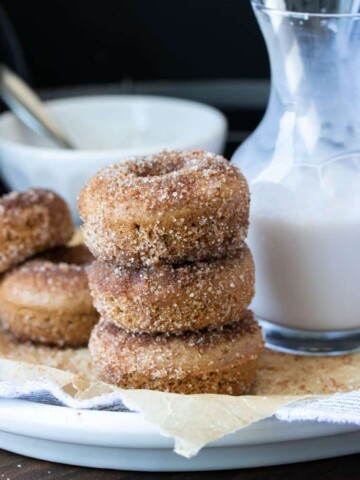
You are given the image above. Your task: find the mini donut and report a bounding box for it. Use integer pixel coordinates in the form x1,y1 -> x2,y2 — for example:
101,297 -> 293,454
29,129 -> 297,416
87,245 -> 255,333
78,150 -> 249,267
89,311 -> 264,395
0,189 -> 74,273
0,245 -> 98,347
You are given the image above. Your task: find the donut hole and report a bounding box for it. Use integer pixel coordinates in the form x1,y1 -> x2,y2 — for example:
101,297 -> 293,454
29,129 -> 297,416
125,156 -> 187,178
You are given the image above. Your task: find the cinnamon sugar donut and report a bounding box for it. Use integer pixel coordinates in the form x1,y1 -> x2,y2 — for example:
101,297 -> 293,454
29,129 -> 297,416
78,150 -> 249,267
0,245 -> 98,347
0,189 -> 74,273
89,311 -> 263,395
88,245 -> 255,333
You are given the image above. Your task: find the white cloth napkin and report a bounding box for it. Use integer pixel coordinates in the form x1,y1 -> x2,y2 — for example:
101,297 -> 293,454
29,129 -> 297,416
277,390 -> 360,425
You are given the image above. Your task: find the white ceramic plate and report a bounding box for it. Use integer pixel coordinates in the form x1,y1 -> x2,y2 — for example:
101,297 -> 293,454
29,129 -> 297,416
0,399 -> 359,471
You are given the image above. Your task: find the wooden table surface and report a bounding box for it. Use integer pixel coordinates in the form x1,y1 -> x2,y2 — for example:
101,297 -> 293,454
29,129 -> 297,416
0,450 -> 359,479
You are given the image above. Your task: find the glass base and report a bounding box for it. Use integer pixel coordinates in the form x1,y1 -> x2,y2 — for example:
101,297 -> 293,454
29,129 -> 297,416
259,318 -> 360,356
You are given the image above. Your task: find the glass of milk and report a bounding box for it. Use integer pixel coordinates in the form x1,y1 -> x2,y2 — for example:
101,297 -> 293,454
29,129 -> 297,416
232,0 -> 360,355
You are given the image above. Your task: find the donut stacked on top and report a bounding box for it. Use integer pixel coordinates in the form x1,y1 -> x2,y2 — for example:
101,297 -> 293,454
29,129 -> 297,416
79,150 -> 263,395
0,189 -> 99,347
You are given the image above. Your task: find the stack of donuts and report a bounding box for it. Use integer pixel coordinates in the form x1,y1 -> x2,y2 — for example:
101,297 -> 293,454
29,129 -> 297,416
0,188 -> 98,347
79,150 -> 263,395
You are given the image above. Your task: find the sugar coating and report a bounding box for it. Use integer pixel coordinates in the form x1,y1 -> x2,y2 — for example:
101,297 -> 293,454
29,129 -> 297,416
89,311 -> 264,394
87,245 -> 255,333
78,150 -> 250,267
0,245 -> 98,347
0,189 -> 75,273
81,149 -> 261,394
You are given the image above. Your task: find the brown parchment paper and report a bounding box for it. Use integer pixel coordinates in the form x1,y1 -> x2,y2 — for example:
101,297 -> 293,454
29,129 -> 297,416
0,328 -> 360,457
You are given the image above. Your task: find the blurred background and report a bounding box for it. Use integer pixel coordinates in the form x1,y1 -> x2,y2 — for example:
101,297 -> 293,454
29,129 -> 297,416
0,0 -> 270,158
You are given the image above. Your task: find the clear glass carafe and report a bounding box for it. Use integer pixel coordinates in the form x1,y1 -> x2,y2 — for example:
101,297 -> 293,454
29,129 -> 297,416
232,0 -> 360,355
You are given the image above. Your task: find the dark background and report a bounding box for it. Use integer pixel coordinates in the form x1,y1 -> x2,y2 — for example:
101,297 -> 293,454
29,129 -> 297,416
0,0 -> 269,88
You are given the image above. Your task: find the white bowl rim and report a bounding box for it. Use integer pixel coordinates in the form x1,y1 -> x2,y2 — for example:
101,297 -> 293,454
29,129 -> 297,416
0,94 -> 227,160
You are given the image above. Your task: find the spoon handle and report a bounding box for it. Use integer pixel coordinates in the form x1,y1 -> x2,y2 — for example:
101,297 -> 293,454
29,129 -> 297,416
0,64 -> 75,149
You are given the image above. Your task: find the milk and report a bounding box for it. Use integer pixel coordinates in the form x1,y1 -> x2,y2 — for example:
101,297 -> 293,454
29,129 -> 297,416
230,1 -> 360,349
249,213 -> 360,331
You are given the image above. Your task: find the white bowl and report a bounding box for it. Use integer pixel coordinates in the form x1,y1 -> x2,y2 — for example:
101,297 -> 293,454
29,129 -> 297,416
0,95 -> 227,218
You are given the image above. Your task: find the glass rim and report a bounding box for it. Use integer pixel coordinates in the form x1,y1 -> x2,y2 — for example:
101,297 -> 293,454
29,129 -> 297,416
251,0 -> 360,19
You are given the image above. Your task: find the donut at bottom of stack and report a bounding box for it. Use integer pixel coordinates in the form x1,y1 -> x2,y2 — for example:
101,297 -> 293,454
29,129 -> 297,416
0,245 -> 98,347
87,245 -> 255,333
89,311 -> 263,395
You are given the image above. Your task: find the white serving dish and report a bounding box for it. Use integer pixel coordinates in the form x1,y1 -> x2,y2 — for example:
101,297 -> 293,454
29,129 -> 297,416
0,95 -> 227,218
0,399 -> 359,471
